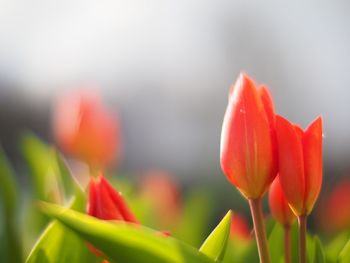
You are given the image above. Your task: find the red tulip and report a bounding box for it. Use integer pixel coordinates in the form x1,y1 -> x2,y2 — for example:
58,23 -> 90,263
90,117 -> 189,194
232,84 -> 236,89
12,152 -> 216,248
139,170 -> 181,228
318,179 -> 350,233
87,174 -> 138,258
268,176 -> 295,226
53,90 -> 119,167
230,213 -> 251,241
220,73 -> 278,199
87,174 -> 138,222
275,115 -> 323,216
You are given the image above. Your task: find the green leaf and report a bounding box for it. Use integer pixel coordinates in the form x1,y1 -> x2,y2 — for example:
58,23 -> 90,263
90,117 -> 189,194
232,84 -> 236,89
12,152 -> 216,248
174,190 -> 214,247
21,132 -> 62,203
325,232 -> 350,262
26,188 -> 99,263
0,148 -> 22,263
199,210 -> 232,261
338,238 -> 350,263
267,223 -> 283,263
313,236 -> 325,263
39,202 -> 216,263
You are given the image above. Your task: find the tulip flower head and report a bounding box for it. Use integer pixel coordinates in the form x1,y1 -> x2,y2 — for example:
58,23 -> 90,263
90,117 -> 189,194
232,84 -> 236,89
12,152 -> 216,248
87,174 -> 138,258
87,174 -> 138,222
53,90 -> 120,168
230,213 -> 251,241
220,73 -> 278,199
276,115 -> 323,216
269,176 -> 295,226
139,170 -> 181,228
319,179 -> 350,233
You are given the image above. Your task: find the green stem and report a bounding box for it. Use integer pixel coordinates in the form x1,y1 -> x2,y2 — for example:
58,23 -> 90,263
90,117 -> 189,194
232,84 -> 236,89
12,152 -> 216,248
248,198 -> 271,263
298,215 -> 307,263
284,225 -> 292,263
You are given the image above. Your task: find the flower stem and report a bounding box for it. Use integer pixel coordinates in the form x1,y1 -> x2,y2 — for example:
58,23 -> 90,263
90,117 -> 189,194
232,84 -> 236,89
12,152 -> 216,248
284,225 -> 292,263
248,198 -> 271,263
298,215 -> 307,263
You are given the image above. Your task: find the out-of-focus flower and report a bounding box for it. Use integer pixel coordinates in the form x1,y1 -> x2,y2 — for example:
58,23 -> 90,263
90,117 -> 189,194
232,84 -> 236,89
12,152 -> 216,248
139,170 -> 181,228
318,179 -> 350,233
230,213 -> 251,241
220,73 -> 277,199
275,115 -> 323,216
268,176 -> 295,226
53,90 -> 120,168
87,173 -> 138,258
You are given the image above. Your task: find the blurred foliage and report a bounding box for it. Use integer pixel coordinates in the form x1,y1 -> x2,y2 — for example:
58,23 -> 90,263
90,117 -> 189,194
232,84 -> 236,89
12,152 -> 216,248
0,132 -> 348,262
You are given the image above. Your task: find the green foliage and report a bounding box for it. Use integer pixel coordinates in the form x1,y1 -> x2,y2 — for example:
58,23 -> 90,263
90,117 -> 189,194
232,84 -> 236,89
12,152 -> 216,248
313,236 -> 325,263
26,188 -> 99,263
0,148 -> 22,263
199,210 -> 232,261
338,238 -> 350,263
174,189 -> 214,247
39,202 -> 217,263
267,223 -> 284,263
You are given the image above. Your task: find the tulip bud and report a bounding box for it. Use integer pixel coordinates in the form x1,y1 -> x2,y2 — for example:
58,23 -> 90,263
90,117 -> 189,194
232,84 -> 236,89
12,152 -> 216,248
268,176 -> 295,226
53,90 -> 119,167
87,174 -> 138,222
275,115 -> 323,216
220,73 -> 278,199
318,180 -> 350,233
86,174 -> 138,258
230,213 -> 251,241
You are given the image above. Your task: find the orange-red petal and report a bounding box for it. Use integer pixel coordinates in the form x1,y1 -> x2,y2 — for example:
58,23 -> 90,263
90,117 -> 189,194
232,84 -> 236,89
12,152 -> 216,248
275,115 -> 305,215
268,176 -> 295,226
302,116 -> 323,214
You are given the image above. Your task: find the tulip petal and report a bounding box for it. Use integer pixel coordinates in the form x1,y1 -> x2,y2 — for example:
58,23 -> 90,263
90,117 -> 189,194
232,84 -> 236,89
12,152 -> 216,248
220,74 -> 276,198
268,176 -> 295,226
258,86 -> 275,126
276,115 -> 305,215
96,176 -> 124,220
87,177 -> 97,216
302,116 -> 323,214
100,176 -> 139,223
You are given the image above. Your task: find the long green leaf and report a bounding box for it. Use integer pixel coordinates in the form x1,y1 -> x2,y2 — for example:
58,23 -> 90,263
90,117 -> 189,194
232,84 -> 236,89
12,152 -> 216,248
267,223 -> 283,263
39,202 -> 216,263
199,210 -> 232,261
26,188 -> 99,263
0,148 -> 22,263
338,238 -> 350,263
313,236 -> 325,263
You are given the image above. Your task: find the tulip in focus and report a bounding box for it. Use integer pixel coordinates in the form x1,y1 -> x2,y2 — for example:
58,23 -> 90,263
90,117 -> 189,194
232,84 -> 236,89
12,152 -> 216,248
268,176 -> 295,227
220,73 -> 278,263
220,73 -> 277,199
275,115 -> 323,216
53,90 -> 120,168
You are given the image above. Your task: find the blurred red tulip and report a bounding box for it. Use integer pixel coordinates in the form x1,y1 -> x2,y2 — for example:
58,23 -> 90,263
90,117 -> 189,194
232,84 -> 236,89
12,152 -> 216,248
220,73 -> 278,199
139,170 -> 181,227
268,176 -> 295,226
230,213 -> 251,241
319,179 -> 350,233
275,115 -> 323,216
87,173 -> 138,258
53,90 -> 120,168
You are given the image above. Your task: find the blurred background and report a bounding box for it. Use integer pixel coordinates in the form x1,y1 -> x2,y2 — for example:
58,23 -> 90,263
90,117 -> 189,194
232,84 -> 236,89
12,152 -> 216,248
0,0 -> 349,230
